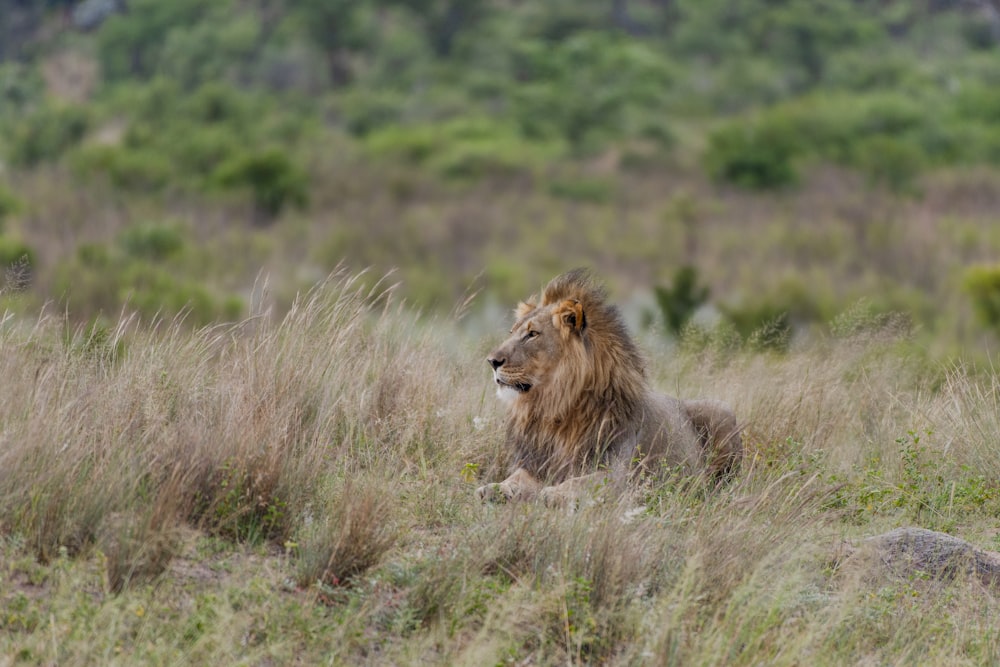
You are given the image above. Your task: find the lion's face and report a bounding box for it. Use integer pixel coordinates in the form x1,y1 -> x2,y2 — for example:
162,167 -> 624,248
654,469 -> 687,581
487,298 -> 586,403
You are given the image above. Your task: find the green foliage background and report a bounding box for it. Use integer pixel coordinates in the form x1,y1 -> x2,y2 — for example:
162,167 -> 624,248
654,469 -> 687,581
1,0 -> 1000,351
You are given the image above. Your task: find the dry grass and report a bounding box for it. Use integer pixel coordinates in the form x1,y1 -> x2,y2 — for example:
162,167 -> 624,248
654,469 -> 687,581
2,271 -> 1000,665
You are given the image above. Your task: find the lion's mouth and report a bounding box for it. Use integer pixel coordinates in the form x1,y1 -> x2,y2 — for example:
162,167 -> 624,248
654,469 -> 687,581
496,377 -> 532,393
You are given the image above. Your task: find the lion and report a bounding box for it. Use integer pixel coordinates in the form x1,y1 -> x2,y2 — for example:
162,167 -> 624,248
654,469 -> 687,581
476,269 -> 742,507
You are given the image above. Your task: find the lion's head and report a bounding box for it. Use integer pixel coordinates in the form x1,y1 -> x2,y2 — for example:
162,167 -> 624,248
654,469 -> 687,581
486,270 -> 647,477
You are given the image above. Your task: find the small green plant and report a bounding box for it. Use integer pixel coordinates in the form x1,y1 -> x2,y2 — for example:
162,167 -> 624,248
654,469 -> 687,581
294,480 -> 397,590
547,177 -> 615,204
208,460 -> 287,544
212,147 -> 309,222
558,575 -> 598,661
0,236 -> 35,290
851,135 -> 925,194
460,462 -> 480,483
0,184 -> 21,232
963,265 -> 1000,333
841,429 -> 998,527
704,119 -> 798,189
64,318 -> 127,363
7,103 -> 90,167
118,222 -> 185,261
54,230 -> 244,326
653,265 -> 710,336
896,429 -> 936,517
71,144 -> 175,191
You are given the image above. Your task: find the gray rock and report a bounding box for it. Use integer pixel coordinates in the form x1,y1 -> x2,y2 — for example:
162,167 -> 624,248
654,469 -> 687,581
846,527 -> 1000,587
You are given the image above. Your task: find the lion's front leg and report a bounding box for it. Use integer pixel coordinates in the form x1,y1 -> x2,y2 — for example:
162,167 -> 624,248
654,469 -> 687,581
476,467 -> 543,503
539,473 -> 611,510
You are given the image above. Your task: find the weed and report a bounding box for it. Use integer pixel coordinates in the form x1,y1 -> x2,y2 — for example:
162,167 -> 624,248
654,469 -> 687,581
293,479 -> 397,591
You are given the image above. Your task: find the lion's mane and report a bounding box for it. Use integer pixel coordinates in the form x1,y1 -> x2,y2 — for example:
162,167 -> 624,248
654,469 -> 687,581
504,269 -> 653,481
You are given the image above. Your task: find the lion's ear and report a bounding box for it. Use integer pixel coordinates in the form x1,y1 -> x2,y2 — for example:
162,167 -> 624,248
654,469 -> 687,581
554,299 -> 585,334
515,300 -> 536,319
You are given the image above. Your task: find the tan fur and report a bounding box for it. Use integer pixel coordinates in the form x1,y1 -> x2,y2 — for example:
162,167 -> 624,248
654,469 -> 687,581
478,269 -> 742,507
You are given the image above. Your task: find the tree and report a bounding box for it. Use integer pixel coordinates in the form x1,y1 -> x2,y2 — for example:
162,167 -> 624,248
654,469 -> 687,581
295,0 -> 373,85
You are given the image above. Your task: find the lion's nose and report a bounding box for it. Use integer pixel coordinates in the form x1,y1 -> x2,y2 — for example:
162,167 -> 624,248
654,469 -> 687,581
488,355 -> 505,370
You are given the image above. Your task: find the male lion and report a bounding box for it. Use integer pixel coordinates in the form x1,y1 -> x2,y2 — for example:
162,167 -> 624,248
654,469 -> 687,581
477,269 -> 741,507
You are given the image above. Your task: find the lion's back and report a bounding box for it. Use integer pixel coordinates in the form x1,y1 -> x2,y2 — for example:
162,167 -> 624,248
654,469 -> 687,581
631,393 -> 741,478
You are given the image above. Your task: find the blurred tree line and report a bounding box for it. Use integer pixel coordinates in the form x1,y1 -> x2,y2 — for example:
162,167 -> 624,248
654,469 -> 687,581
2,0 -> 998,193
2,0 -> 1000,330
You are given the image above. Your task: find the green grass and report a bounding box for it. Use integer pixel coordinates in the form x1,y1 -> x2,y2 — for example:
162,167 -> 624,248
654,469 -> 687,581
2,272 -> 1000,664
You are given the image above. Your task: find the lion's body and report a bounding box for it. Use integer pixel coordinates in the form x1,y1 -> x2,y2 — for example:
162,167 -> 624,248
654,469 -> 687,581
478,270 -> 741,505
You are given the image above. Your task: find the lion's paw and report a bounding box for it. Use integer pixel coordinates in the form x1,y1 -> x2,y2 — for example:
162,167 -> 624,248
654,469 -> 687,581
476,482 -> 512,504
539,485 -> 574,510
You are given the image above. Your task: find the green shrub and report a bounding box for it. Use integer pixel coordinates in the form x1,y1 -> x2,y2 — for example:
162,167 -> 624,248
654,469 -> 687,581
0,184 -> 21,233
182,82 -> 254,127
96,0 -> 209,82
0,236 -> 35,290
547,178 -> 615,204
963,265 -> 1000,333
158,15 -> 261,90
364,117 -> 560,181
851,135 -> 925,193
955,84 -> 1000,124
653,266 -> 710,336
293,480 -> 397,589
337,89 -> 406,137
7,104 -> 90,167
54,236 -> 243,326
364,124 -> 438,164
71,145 -> 174,191
0,62 -> 43,114
165,124 -> 243,178
704,120 -> 798,189
703,91 -> 961,187
212,148 -> 309,221
509,33 -> 674,150
119,223 -> 185,261
721,279 -> 824,351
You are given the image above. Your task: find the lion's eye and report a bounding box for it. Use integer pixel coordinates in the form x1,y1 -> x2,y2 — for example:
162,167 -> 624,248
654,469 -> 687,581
522,330 -> 539,341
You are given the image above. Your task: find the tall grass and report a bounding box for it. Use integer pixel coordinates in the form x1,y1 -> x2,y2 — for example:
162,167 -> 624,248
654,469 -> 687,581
0,272 -> 484,563
2,274 -> 1000,664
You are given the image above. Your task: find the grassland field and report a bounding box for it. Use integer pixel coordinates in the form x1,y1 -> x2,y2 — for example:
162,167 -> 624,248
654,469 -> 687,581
2,271 -> 1000,665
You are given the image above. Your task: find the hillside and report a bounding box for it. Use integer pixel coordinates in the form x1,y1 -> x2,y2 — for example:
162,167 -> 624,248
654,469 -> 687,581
0,0 -> 999,355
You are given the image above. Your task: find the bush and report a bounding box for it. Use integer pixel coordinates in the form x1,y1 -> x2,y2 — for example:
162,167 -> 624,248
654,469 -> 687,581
704,120 -> 798,189
963,265 -> 1000,333
547,177 -> 615,204
336,89 -> 407,137
955,84 -> 1000,124
119,223 -> 185,261
509,33 -> 674,151
0,62 -> 43,114
364,124 -> 438,164
293,480 -> 397,590
211,148 -> 309,221
364,117 -> 560,181
0,185 -> 21,233
0,236 -> 35,290
703,91 -> 964,188
653,266 -> 710,336
721,279 -> 825,351
181,82 -> 254,127
6,104 -> 90,167
96,0 -> 209,82
71,145 -> 175,191
54,233 -> 244,326
851,135 -> 925,193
